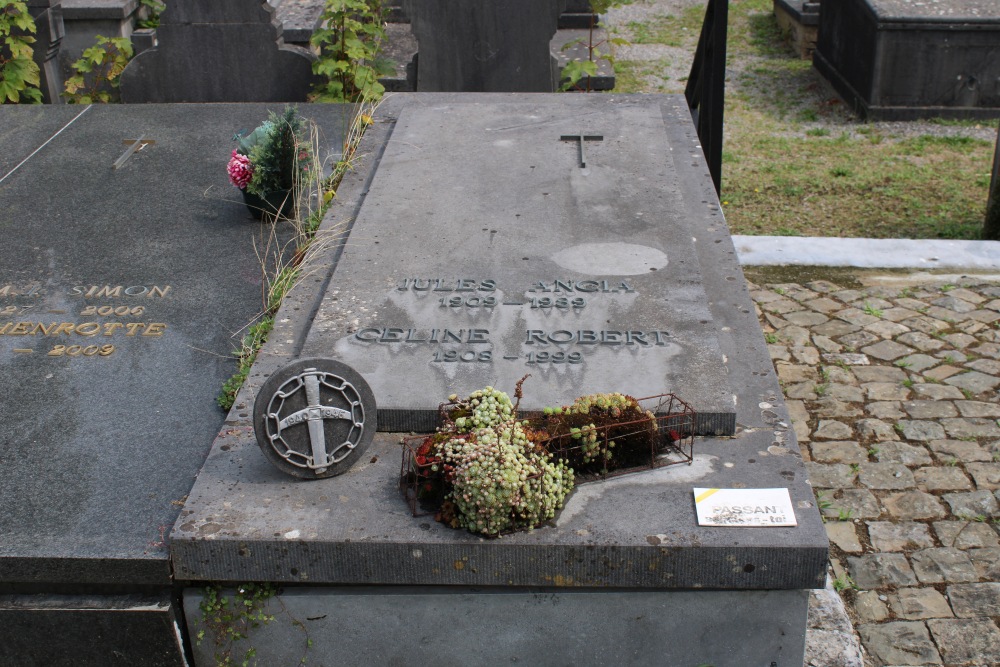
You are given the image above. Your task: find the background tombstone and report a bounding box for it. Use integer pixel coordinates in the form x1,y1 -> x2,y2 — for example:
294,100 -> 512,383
986,124 -> 1000,240
402,0 -> 567,92
26,0 -> 64,103
120,0 -> 317,102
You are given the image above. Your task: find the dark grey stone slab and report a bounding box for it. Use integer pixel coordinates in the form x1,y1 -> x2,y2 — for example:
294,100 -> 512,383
402,0 -> 566,91
170,94 -> 827,594
0,103 -> 346,587
120,0 -> 317,102
306,99 -> 735,433
185,587 -> 809,667
814,0 -> 1000,120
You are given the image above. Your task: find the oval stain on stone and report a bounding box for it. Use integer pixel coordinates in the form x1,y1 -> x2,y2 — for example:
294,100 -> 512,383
551,242 -> 668,275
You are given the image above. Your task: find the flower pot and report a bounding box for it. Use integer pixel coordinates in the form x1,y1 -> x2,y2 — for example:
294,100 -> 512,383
241,188 -> 295,220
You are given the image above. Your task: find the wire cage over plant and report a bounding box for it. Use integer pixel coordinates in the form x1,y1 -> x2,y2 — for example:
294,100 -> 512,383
400,392 -> 696,521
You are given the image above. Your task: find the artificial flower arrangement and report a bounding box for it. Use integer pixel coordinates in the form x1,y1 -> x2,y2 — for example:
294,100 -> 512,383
401,378 -> 695,537
227,106 -> 311,217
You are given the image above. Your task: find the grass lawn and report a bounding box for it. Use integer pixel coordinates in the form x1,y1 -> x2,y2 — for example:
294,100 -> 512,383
611,0 -> 999,239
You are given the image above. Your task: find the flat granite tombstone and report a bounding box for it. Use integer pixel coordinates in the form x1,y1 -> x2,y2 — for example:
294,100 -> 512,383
814,0 -> 1000,120
0,103 -> 346,666
174,94 -> 828,667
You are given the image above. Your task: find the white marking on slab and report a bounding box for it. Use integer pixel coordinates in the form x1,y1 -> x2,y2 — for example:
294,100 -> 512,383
550,242 -> 668,275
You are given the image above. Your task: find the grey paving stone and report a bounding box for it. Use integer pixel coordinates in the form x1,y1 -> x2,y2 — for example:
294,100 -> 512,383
813,397 -> 864,420
941,418 -> 1000,440
850,297 -> 892,311
897,353 -> 942,373
854,591 -> 889,623
848,553 -> 919,589
928,439 -> 994,463
783,310 -> 829,327
783,382 -> 818,400
966,462 -> 1000,490
790,346 -> 820,365
856,418 -> 900,442
926,305 -> 964,322
875,441 -> 933,466
943,333 -> 978,349
822,352 -> 869,366
759,297 -> 800,314
943,491 -> 1000,519
900,315 -> 950,335
864,320 -> 911,339
934,521 -> 1000,549
928,618 -> 1000,665
806,463 -> 857,489
854,366 -> 908,383
826,384 -> 864,402
914,467 -> 972,492
969,548 -> 1000,579
857,621 -> 941,665
813,320 -> 860,337
967,308 -> 1000,324
898,331 -> 947,352
811,441 -> 867,465
860,463 -> 916,490
814,420 -> 854,440
966,358 -> 1000,376
888,588 -> 954,620
812,334 -> 842,353
956,400 -> 1000,418
945,370 -> 1000,394
911,384 -> 966,400
934,297 -> 978,313
946,582 -> 1000,617
821,488 -> 882,520
863,382 -> 911,401
935,350 -> 968,364
863,339 -> 916,361
883,491 -> 947,521
826,521 -> 863,553
822,365 -> 857,385
911,548 -> 979,584
898,420 -> 947,441
751,288 -> 785,304
922,364 -> 963,382
804,281 -> 841,294
867,521 -> 935,552
831,289 -> 864,303
837,309 -> 880,328
803,296 -> 841,312
943,288 -> 985,305
970,342 -> 1000,359
881,306 -> 921,322
868,401 -> 906,420
902,400 -> 958,419
777,324 -> 811,346
766,343 -> 791,361
776,363 -> 818,384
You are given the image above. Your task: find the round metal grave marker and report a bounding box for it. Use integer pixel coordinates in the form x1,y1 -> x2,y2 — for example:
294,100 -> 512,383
253,358 -> 376,479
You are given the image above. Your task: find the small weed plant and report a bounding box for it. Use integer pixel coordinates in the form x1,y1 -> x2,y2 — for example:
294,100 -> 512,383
63,35 -> 133,103
560,0 -> 630,92
0,1 -> 41,103
311,0 -> 391,103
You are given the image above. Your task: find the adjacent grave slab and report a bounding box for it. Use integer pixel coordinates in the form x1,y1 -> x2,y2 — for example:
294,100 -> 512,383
173,94 -> 827,666
0,103 -> 346,665
814,0 -> 1000,120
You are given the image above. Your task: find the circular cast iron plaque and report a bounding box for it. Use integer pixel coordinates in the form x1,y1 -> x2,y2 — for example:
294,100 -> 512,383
253,358 -> 377,479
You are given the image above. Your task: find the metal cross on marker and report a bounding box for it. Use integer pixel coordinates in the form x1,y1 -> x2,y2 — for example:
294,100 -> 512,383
112,135 -> 156,170
273,369 -> 353,472
560,132 -> 604,168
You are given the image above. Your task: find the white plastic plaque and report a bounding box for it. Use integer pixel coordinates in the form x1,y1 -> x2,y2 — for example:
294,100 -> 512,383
693,488 -> 798,527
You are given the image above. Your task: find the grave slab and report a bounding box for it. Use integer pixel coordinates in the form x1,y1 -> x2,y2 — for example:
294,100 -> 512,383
0,103 -> 347,664
173,94 -> 827,666
814,0 -> 1000,120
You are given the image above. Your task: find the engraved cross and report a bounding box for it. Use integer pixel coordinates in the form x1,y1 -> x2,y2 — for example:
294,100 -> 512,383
560,132 -> 603,168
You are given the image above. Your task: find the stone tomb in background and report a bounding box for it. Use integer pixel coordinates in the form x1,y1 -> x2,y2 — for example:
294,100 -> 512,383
0,104 -> 346,666
175,95 -> 828,666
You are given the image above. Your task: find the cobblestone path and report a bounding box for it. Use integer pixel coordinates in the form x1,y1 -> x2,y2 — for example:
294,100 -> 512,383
750,276 -> 1000,667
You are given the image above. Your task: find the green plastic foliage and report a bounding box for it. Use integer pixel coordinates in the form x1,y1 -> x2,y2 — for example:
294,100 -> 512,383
311,0 -> 390,103
0,1 -> 42,103
63,35 -> 133,103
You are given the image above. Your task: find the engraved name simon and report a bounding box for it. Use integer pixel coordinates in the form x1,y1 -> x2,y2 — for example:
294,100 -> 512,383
0,284 -> 172,298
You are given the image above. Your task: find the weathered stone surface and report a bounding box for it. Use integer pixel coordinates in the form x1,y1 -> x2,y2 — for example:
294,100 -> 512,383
928,439 -> 993,463
922,364 -> 963,381
966,358 -> 1000,375
888,587 -> 954,620
784,310 -> 829,327
911,383 -> 966,400
864,320 -> 910,339
821,488 -> 882,519
902,400 -> 958,419
777,363 -> 818,384
760,298 -> 801,314
806,463 -> 857,488
898,420 -> 947,441
826,521 -> 863,553
945,370 -> 1000,394
784,382 -> 818,400
854,590 -> 889,622
928,618 -> 1000,665
942,418 -> 1000,440
867,401 -> 905,420
804,296 -> 841,312
806,585 -> 865,667
862,339 -> 915,361
811,441 -> 867,464
814,397 -> 863,419
837,309 -> 880,328
934,521 -> 1000,549
814,321 -> 860,338
875,441 -> 933,466
867,521 -> 934,552
813,420 -> 854,440
883,491 -> 947,520
848,553 -> 918,588
822,352 -> 869,366
911,548 -> 979,584
855,418 -> 899,442
813,334 -> 842,353
956,400 -> 1000,418
966,463 -> 1000,490
854,365 -> 907,383
790,346 -> 821,365
969,548 -> 1000,579
786,399 -> 811,442
943,491 -> 1000,519
898,331 -> 947,352
862,382 -> 910,401
826,384 -> 864,402
859,463 -> 915,490
857,621 -> 941,666
914,466 -> 972,492
898,353 -> 942,372
946,583 -> 1000,618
